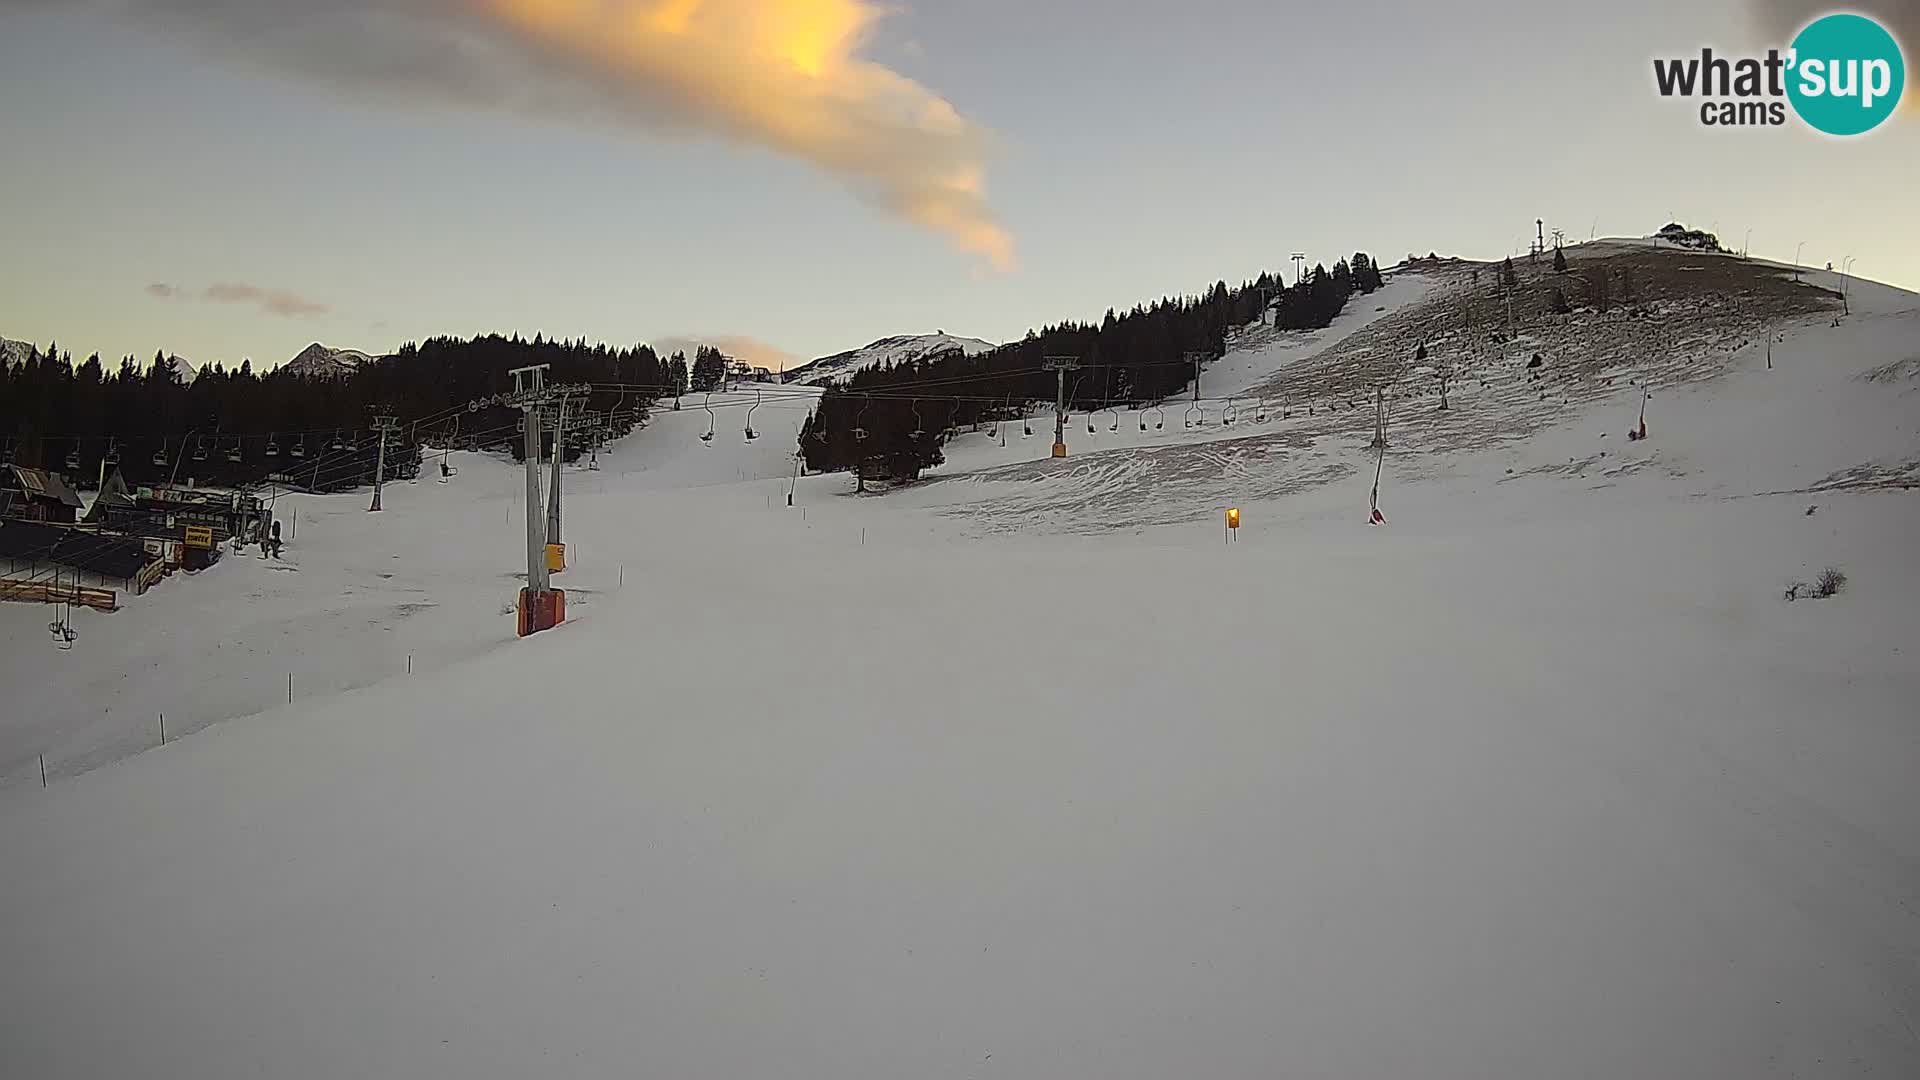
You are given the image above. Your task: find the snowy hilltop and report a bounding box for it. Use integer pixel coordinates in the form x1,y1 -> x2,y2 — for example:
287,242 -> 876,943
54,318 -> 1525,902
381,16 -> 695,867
785,332 -> 995,386
283,342 -> 379,379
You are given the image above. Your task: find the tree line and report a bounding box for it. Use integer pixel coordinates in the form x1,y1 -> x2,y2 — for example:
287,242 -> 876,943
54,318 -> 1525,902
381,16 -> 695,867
799,253 -> 1385,476
1,334 -> 693,492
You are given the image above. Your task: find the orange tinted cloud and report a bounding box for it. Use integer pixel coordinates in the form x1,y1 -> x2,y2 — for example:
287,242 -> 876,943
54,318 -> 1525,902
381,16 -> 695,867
92,0 -> 1015,267
477,0 -> 1016,269
204,282 -> 331,317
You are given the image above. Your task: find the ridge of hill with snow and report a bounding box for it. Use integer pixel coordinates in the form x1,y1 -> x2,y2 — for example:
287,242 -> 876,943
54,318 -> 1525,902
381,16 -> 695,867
283,342 -> 379,378
786,332 -> 995,386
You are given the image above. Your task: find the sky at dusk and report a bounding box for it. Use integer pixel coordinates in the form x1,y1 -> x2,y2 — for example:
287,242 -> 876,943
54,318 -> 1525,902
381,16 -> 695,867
1,0 -> 1915,371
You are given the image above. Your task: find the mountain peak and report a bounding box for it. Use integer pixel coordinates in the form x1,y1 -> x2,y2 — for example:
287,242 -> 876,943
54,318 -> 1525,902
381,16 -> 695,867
786,332 -> 996,386
285,342 -> 378,378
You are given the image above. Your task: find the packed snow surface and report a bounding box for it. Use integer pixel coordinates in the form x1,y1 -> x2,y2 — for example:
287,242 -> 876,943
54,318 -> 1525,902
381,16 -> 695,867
2,255 -> 1917,1079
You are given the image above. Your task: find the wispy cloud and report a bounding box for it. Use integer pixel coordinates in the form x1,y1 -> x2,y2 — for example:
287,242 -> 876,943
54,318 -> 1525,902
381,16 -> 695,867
204,282 -> 331,317
650,333 -> 804,373
145,283 -> 181,299
79,0 -> 1015,269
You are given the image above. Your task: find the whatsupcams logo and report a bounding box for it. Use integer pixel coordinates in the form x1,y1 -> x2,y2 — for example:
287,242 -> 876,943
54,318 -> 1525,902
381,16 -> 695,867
1653,12 -> 1906,134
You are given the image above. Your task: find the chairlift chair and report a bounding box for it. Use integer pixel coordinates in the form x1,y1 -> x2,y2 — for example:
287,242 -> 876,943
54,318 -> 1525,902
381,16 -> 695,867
152,446 -> 169,468
701,393 -> 716,444
1223,398 -> 1238,426
65,447 -> 82,471
331,430 -> 347,452
745,388 -> 762,442
194,436 -> 210,462
227,439 -> 242,464
909,400 -> 925,442
104,439 -> 120,467
265,433 -> 280,457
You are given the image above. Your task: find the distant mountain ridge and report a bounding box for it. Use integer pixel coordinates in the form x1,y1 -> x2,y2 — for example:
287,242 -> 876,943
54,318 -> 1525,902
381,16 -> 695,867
786,332 -> 996,386
284,342 -> 380,379
2,337 -> 196,383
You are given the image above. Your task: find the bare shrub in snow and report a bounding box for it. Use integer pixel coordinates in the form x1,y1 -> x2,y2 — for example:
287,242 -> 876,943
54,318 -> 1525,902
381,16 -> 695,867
1785,568 -> 1849,602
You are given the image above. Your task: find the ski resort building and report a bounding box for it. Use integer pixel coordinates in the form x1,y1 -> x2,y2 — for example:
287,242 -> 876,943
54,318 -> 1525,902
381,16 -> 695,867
0,465 -> 85,525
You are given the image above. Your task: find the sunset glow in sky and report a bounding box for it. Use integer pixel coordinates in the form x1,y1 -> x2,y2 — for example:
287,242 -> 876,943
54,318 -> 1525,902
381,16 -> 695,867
1,0 -> 1914,370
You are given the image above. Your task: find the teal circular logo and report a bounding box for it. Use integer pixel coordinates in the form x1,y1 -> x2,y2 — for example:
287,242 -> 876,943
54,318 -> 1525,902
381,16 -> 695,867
1788,13 -> 1906,135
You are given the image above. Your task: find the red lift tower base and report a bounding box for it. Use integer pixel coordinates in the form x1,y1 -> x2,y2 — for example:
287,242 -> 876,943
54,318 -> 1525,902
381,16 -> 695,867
517,588 -> 566,637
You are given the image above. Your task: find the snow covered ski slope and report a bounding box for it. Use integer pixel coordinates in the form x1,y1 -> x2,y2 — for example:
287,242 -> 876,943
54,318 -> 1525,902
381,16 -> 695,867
3,250 -> 1918,1079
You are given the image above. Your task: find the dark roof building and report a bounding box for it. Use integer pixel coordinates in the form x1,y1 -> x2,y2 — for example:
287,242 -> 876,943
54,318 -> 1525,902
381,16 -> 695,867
2,465 -> 85,524
0,519 -> 166,588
